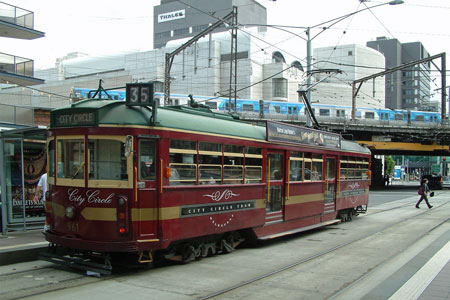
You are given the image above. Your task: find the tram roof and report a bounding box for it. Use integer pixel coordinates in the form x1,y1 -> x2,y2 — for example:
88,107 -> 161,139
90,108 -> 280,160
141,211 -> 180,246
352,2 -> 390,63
50,99 -> 267,140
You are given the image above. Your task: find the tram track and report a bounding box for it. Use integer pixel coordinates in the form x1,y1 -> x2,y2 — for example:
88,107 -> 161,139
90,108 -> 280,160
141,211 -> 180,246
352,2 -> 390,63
0,263 -> 114,300
198,199 -> 450,300
2,199 -> 448,300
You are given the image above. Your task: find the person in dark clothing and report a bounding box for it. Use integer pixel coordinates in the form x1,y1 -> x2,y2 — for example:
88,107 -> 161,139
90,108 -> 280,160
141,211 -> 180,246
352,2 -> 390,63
416,178 -> 433,209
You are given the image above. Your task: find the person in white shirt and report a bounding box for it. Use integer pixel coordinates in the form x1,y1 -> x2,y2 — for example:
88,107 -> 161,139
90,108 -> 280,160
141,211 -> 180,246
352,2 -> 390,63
34,173 -> 49,232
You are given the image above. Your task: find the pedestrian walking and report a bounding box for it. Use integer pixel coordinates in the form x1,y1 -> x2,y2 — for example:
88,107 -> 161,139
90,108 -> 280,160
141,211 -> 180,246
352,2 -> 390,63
34,172 -> 49,232
416,178 -> 433,209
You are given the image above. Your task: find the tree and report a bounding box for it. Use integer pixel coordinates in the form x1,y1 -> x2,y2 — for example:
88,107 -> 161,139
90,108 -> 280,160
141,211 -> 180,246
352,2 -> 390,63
385,156 -> 395,175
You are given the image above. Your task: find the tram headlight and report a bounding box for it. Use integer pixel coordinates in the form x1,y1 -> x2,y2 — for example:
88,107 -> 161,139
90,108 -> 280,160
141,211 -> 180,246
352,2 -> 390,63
65,206 -> 76,219
118,197 -> 126,206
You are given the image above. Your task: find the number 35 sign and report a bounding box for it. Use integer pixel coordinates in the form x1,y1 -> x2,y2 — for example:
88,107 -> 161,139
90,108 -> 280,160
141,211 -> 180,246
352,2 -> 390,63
126,83 -> 154,106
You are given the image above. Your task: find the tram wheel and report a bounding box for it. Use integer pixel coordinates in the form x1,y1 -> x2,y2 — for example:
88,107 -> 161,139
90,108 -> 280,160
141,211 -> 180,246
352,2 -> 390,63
181,244 -> 196,263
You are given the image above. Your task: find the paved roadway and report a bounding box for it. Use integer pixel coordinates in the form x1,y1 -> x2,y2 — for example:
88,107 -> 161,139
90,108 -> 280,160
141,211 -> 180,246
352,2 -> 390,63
0,186 -> 449,300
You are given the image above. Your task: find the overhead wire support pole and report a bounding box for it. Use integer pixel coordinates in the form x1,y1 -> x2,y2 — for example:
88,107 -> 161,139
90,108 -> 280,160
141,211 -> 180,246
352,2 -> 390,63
164,9 -> 237,106
229,6 -> 238,113
351,52 -> 446,120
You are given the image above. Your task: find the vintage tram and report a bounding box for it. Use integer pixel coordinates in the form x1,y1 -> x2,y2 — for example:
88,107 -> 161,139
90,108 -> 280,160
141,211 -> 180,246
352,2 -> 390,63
42,84 -> 371,272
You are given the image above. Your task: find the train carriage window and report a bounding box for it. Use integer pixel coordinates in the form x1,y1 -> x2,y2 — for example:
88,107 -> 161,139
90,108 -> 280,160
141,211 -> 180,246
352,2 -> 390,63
336,110 -> 346,118
312,154 -> 323,181
205,101 -> 217,109
199,142 -> 222,185
289,151 -> 303,182
394,114 -> 404,120
245,147 -> 262,183
138,140 -> 155,180
365,112 -> 375,119
89,139 -> 128,181
415,115 -> 424,122
169,139 -> 197,185
224,145 -> 244,184
319,109 -> 330,117
57,139 -> 85,179
274,106 -> 281,113
243,104 -> 254,112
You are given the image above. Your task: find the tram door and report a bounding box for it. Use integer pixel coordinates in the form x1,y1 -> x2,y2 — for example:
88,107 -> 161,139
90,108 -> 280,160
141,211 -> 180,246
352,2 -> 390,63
324,156 -> 337,213
265,152 -> 285,223
137,139 -> 158,239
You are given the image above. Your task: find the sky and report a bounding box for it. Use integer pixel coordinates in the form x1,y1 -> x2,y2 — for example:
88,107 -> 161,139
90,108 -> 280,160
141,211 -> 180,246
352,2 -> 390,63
3,0 -> 450,75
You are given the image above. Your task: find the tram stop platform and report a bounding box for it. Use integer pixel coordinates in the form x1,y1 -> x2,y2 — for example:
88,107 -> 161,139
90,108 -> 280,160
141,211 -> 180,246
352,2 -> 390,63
0,229 -> 47,266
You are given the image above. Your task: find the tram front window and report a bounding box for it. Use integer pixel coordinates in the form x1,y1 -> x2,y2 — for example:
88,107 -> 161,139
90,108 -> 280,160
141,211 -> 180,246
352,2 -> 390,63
57,139 -> 85,179
89,139 -> 127,180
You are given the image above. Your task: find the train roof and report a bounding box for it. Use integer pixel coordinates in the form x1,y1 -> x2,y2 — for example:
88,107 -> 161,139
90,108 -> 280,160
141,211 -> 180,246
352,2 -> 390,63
50,99 -> 370,154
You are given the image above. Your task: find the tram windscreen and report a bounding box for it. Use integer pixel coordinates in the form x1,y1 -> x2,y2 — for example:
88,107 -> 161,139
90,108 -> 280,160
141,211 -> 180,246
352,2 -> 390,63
57,139 -> 85,179
88,139 -> 127,180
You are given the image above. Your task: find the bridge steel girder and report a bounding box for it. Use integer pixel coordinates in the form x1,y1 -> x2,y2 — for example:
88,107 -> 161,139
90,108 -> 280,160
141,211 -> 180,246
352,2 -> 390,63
358,140 -> 450,156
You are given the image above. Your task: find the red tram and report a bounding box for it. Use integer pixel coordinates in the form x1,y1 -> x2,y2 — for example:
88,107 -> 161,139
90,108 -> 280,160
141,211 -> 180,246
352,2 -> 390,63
42,85 -> 371,272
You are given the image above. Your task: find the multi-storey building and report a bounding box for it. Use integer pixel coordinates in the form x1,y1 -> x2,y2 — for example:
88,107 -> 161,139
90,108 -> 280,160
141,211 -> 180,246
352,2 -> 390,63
367,37 -> 431,111
153,0 -> 266,49
312,44 -> 386,109
0,2 -> 45,126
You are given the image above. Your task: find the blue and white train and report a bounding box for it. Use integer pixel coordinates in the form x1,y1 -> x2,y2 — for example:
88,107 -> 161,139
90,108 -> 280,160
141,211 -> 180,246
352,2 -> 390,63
70,88 -> 441,124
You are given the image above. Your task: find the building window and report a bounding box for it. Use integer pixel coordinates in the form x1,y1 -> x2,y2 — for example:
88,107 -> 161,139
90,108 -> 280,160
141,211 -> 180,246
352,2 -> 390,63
272,78 -> 287,98
348,51 -> 353,56
174,27 -> 189,36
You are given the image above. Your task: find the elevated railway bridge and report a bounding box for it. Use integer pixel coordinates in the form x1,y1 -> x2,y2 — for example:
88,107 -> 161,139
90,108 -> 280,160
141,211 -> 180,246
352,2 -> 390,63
236,112 -> 450,186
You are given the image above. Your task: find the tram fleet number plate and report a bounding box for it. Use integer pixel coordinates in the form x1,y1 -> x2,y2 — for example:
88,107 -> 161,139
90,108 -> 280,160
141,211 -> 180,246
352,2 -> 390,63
126,83 -> 154,106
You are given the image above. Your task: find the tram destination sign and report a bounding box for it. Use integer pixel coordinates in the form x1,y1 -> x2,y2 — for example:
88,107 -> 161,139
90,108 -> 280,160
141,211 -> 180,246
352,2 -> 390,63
126,83 -> 154,106
52,109 -> 96,127
266,121 -> 341,149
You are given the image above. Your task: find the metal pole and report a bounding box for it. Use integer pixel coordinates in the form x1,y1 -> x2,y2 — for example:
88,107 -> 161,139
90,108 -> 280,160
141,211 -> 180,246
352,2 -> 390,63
306,27 -> 312,127
442,53 -> 447,121
0,139 -> 6,235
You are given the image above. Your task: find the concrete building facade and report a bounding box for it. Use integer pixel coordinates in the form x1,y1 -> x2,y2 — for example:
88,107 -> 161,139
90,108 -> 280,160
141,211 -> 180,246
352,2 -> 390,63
367,37 -> 431,111
153,0 -> 267,49
311,44 -> 386,108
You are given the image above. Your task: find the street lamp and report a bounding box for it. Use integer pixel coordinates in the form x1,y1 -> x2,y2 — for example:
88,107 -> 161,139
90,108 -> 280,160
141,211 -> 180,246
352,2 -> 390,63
302,0 -> 404,126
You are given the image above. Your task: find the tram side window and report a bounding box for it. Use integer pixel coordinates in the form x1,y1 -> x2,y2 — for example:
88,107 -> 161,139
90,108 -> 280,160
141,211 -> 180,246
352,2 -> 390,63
224,144 -> 243,184
361,158 -> 370,179
289,151 -> 303,182
48,140 -> 55,178
340,156 -> 369,180
245,147 -> 262,183
340,158 -> 348,180
304,153 -> 312,181
139,140 -> 155,180
199,142 -> 222,185
89,139 -> 127,180
57,139 -> 85,179
169,139 -> 197,185
312,154 -> 323,181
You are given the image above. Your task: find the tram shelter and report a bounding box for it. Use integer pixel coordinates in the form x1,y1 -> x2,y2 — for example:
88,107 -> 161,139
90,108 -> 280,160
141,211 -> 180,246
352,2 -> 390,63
0,126 -> 47,235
